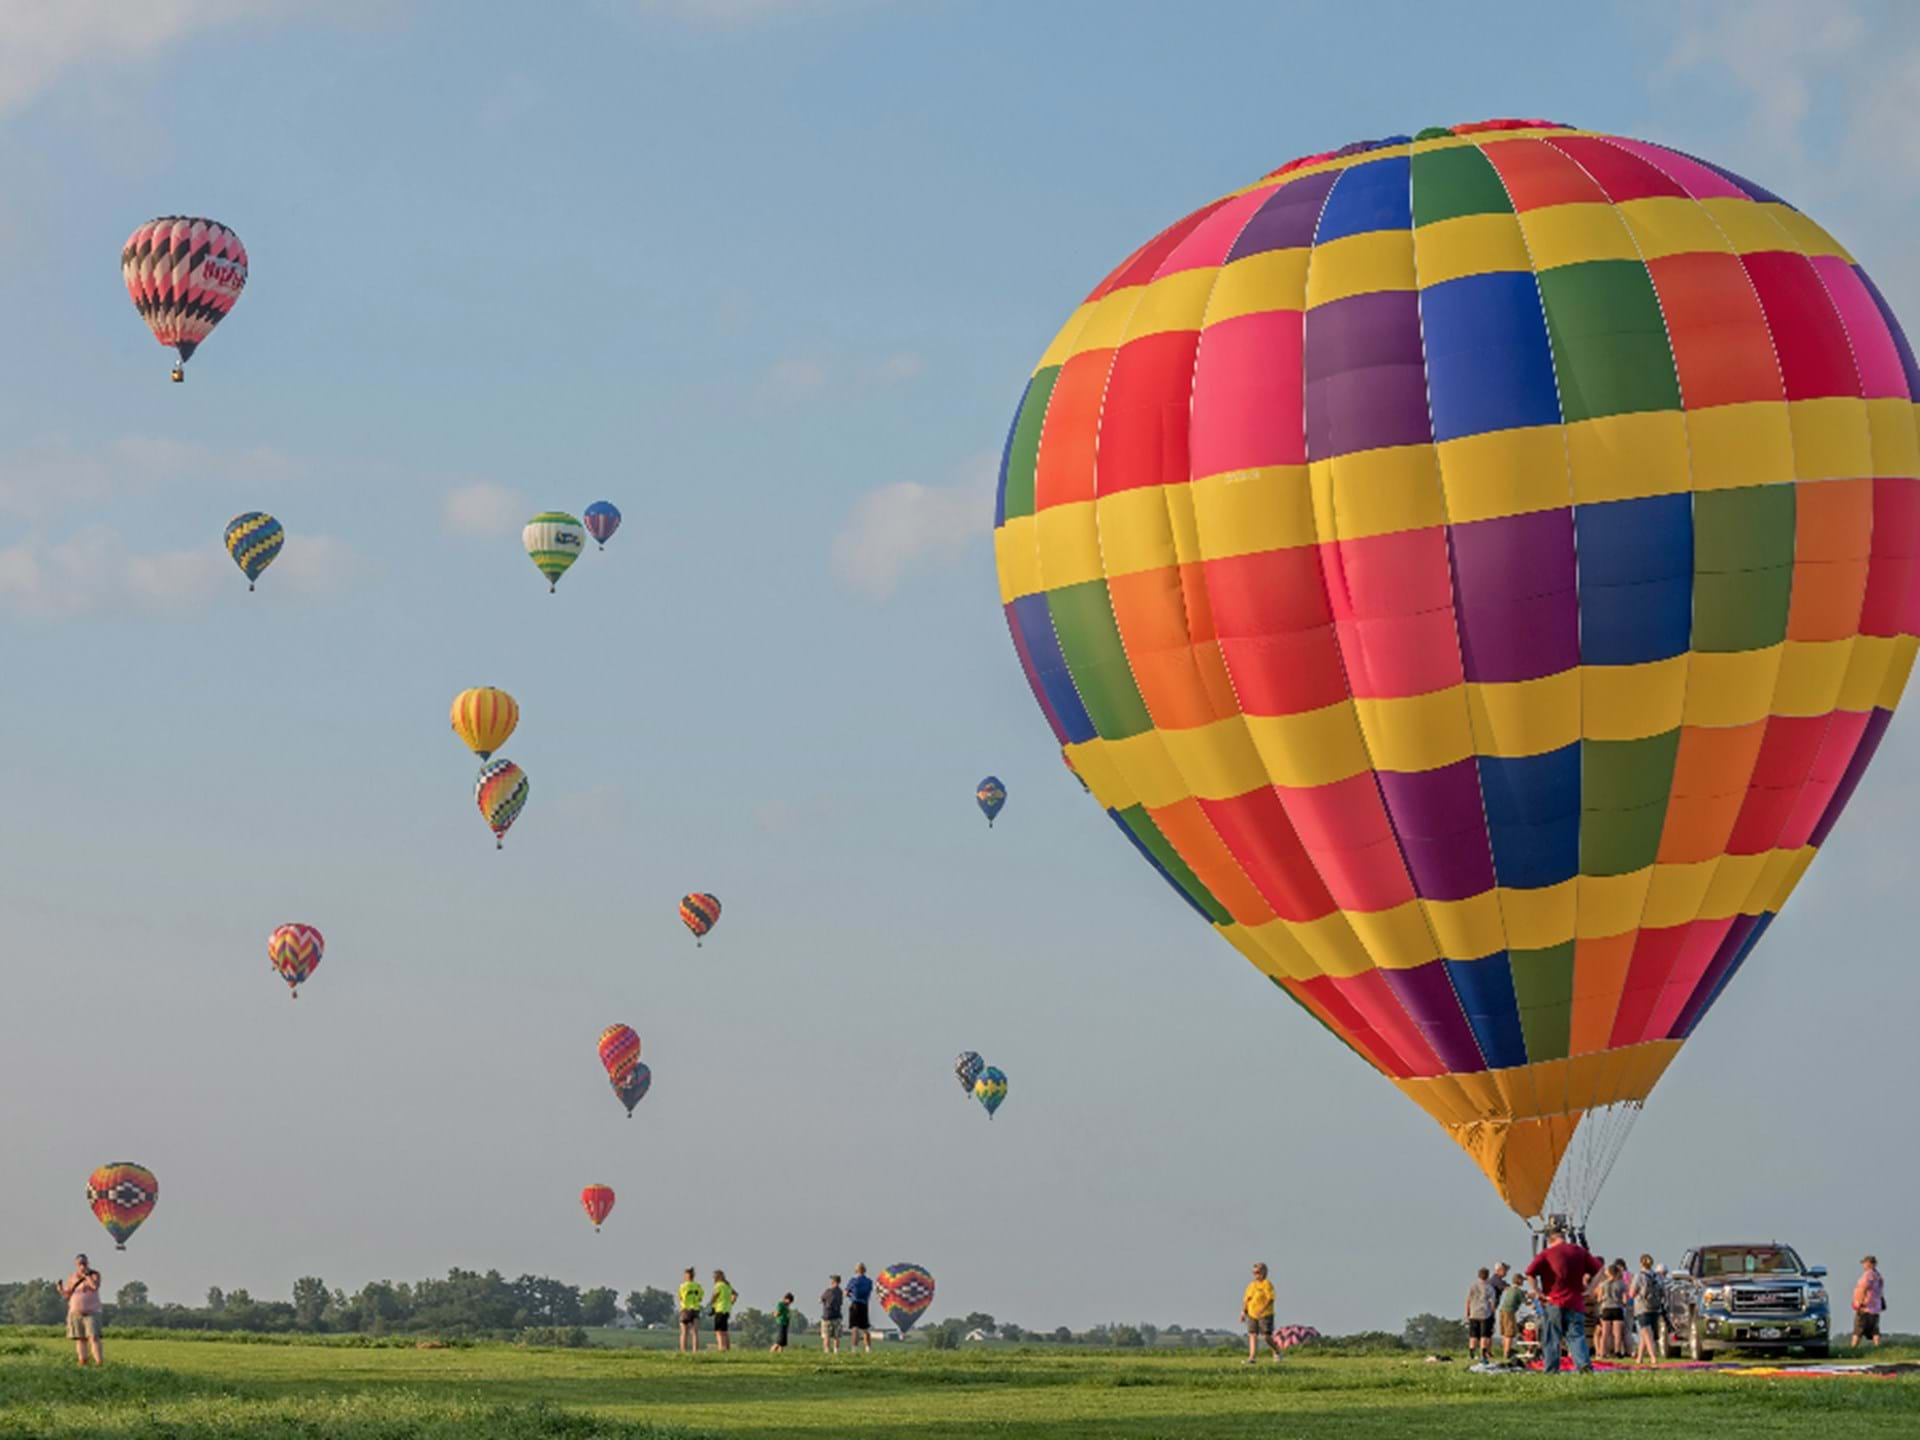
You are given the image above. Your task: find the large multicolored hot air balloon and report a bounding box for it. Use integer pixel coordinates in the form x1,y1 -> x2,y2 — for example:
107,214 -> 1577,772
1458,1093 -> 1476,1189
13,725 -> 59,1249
973,1066 -> 1007,1119
224,513 -> 283,592
580,1184 -> 615,1232
584,502 -> 622,550
476,759 -> 529,849
86,1163 -> 158,1250
267,923 -> 324,999
954,1050 -> 985,1095
122,217 -> 247,381
450,688 -> 518,761
977,776 -> 1007,827
876,1263 -> 936,1335
598,1023 -> 641,1080
524,513 -> 585,592
680,892 -> 720,946
992,118 -> 1920,1222
612,1062 -> 652,1116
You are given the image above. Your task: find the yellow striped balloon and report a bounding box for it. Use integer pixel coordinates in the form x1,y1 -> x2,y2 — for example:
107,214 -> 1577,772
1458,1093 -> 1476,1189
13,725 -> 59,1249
450,687 -> 519,761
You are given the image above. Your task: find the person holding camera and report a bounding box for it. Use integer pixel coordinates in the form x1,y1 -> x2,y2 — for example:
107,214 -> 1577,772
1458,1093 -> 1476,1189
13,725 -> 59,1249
57,1255 -> 104,1367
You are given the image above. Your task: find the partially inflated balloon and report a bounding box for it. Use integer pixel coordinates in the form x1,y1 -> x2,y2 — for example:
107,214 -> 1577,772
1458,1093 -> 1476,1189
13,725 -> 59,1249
973,1066 -> 1007,1119
580,1184 -> 615,1231
611,1062 -> 652,1116
268,923 -> 324,999
224,513 -> 283,591
524,513 -> 584,592
598,1023 -> 641,1080
876,1264 -> 936,1334
87,1163 -> 158,1250
450,688 -> 518,761
476,759 -> 529,849
123,217 -> 246,380
680,892 -> 720,946
977,776 -> 1007,827
993,118 -> 1920,1221
584,502 -> 622,550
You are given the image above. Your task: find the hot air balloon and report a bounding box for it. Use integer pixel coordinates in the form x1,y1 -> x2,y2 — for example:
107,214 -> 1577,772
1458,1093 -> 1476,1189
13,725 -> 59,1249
991,118 -> 1920,1224
267,923 -> 324,999
876,1263 -> 936,1335
973,1066 -> 1007,1119
1275,1325 -> 1323,1350
450,688 -> 518,761
86,1163 -> 158,1250
477,759 -> 529,849
611,1062 -> 652,1116
954,1051 -> 984,1095
122,217 -> 247,381
524,513 -> 585,592
224,512 -> 283,591
598,1023 -> 641,1081
680,892 -> 720,946
580,1184 -> 615,1231
583,502 -> 622,550
977,776 -> 1007,827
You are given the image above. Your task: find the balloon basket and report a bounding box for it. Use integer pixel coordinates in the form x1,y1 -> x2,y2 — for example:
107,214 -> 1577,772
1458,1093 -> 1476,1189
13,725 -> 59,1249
170,366 -> 184,383
248,582 -> 255,592
115,1243 -> 126,1251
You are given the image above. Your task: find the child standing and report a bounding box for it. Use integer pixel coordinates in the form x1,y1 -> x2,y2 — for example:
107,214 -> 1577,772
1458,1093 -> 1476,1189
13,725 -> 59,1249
771,1293 -> 794,1353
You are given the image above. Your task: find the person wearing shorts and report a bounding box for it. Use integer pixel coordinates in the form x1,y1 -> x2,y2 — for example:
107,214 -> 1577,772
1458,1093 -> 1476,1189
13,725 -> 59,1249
1854,1257 -> 1885,1347
1465,1268 -> 1495,1362
58,1256 -> 103,1367
677,1268 -> 703,1354
820,1275 -> 844,1353
1597,1260 -> 1628,1361
1241,1262 -> 1281,1364
846,1263 -> 875,1353
711,1270 -> 736,1352
1497,1274 -> 1526,1360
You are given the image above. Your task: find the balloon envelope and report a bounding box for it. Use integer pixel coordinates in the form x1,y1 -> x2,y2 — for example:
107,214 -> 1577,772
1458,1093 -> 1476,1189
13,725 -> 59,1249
611,1062 -> 652,1115
993,118 -> 1920,1220
680,892 -> 720,943
954,1050 -> 984,1095
87,1162 -> 158,1249
977,776 -> 1007,826
583,502 -> 622,549
876,1263 -> 936,1334
598,1023 -> 641,1080
450,688 -> 519,761
123,217 -> 247,370
224,512 -> 283,589
476,759 -> 529,848
973,1066 -> 1007,1118
268,923 -> 323,998
524,513 -> 584,592
580,1184 -> 615,1230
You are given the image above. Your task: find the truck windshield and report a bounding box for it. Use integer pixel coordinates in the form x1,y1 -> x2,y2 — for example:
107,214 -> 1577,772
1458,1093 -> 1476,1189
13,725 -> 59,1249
1699,1247 -> 1803,1276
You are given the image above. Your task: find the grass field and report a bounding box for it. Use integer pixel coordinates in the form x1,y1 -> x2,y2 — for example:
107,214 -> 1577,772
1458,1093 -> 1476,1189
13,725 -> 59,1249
2,1334 -> 1917,1438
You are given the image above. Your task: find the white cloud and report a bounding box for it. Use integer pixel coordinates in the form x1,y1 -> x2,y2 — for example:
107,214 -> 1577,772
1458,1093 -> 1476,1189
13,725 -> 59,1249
872,351 -> 924,385
759,349 -> 924,404
766,354 -> 833,399
442,481 -> 524,537
635,0 -> 846,28
1661,0 -> 1866,164
830,453 -> 996,599
0,435 -> 298,521
272,532 -> 361,593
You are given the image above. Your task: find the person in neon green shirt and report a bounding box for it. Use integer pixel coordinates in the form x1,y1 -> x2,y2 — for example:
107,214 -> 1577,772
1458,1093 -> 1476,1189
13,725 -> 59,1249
677,1268 -> 703,1354
711,1270 -> 737,1352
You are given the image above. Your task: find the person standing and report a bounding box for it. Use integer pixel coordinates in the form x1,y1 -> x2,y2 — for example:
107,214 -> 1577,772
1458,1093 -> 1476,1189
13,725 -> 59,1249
1853,1256 -> 1886,1348
1597,1260 -> 1628,1361
1240,1262 -> 1282,1364
711,1270 -> 736,1352
771,1292 -> 794,1353
846,1263 -> 875,1353
56,1255 -> 103,1367
1630,1254 -> 1663,1365
819,1274 -> 844,1354
1488,1261 -> 1511,1309
1465,1268 -> 1496,1362
1496,1272 -> 1527,1362
677,1267 -> 703,1354
1525,1227 -> 1601,1373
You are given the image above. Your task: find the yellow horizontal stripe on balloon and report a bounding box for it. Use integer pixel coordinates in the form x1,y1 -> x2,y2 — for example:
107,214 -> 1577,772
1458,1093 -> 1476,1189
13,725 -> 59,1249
1746,847 -> 1811,917
1684,403 -> 1796,492
1155,719 -> 1271,800
1114,267 -> 1218,342
1034,501 -> 1103,590
1693,852 -> 1771,922
993,516 -> 1041,604
1578,869 -> 1654,940
1343,899 -> 1441,970
1424,891 -> 1508,962
1199,248 -> 1310,325
1772,638 -> 1855,716
1309,444 -> 1444,541
1642,859 -> 1718,930
1681,648 -> 1782,728
1221,918 -> 1320,983
1614,197 -> 1737,260
1434,426 -> 1568,526
1242,703 -> 1371,788
1767,846 -> 1818,912
1583,658 -> 1688,742
1867,397 -> 1920,475
1759,204 -> 1853,262
1880,636 -> 1918,709
1094,485 -> 1197,578
1514,202 -> 1640,271
1350,688 -> 1474,773
1837,635 -> 1900,712
1565,411 -> 1691,505
1049,287 -> 1146,366
1695,197 -> 1796,256
1304,231 -> 1416,309
1497,879 -> 1575,951
1411,212 -> 1531,287
1790,398 -> 1873,481
1189,466 -> 1317,560
1464,671 -> 1580,758
1033,299 -> 1099,373
1061,736 -> 1135,812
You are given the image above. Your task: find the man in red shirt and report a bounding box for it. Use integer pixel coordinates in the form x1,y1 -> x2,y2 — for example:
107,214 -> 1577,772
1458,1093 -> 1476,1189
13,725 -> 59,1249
1525,1228 -> 1601,1373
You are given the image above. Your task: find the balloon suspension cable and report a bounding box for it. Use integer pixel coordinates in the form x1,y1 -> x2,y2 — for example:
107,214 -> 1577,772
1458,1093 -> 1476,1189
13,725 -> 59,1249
1542,1099 -> 1645,1231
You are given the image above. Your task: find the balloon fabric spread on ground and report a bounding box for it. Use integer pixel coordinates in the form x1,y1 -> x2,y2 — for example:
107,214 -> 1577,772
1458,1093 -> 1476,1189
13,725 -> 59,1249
86,1162 -> 158,1250
992,119 -> 1920,1221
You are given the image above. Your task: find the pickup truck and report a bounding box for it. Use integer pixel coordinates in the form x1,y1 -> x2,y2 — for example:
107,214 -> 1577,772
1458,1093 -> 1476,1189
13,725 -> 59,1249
1663,1243 -> 1831,1359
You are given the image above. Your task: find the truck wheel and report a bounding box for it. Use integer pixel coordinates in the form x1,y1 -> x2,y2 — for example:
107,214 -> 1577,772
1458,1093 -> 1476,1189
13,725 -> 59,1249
1661,1325 -> 1681,1360
1687,1315 -> 1712,1363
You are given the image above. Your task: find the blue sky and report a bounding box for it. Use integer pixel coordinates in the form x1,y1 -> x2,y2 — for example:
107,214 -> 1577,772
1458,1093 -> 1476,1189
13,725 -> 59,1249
2,0 -> 1917,1334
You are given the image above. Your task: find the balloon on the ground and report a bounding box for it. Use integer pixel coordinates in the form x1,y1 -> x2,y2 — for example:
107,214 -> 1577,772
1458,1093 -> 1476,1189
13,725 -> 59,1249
476,759 -> 529,849
954,1050 -> 984,1095
579,1184 -> 615,1231
876,1263 -> 936,1334
524,513 -> 584,592
122,217 -> 247,381
973,1066 -> 1007,1118
977,776 -> 1007,827
611,1062 -> 652,1116
267,923 -> 324,999
450,688 -> 518,761
1275,1325 -> 1322,1350
598,1023 -> 641,1080
583,502 -> 622,550
992,118 -> 1920,1222
223,512 -> 283,592
679,892 -> 720,946
86,1163 -> 158,1250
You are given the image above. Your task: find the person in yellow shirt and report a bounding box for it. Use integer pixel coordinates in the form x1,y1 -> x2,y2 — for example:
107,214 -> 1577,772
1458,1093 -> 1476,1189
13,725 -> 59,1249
711,1270 -> 737,1353
1242,1262 -> 1281,1364
677,1267 -> 703,1354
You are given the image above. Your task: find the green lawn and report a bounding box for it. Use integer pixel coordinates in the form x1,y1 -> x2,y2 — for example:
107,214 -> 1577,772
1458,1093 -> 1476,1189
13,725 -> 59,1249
2,1334 -> 1916,1438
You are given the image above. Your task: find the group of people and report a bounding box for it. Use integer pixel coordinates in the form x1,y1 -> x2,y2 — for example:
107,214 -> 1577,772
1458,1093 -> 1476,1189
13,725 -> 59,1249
672,1263 -> 880,1355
